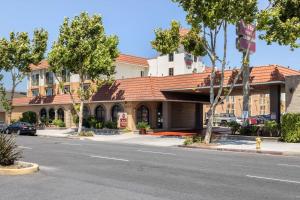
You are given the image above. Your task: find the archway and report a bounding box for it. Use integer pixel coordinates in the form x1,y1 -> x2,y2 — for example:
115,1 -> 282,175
57,108 -> 65,122
48,108 -> 55,123
136,105 -> 150,124
40,108 -> 47,123
95,105 -> 105,122
111,104 -> 124,122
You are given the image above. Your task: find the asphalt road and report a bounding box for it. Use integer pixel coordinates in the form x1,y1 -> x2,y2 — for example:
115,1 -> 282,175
1,136 -> 300,200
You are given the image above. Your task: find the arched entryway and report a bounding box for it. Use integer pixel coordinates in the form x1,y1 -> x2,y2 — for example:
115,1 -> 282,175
48,108 -> 55,123
57,108 -> 65,122
83,105 -> 90,120
136,105 -> 150,124
40,108 -> 47,122
95,105 -> 105,122
111,104 -> 124,122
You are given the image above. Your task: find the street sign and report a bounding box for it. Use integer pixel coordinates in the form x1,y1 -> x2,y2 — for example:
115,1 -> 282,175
236,20 -> 256,54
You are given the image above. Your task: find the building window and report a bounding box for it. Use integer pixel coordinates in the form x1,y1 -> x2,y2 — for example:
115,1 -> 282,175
62,69 -> 70,82
136,105 -> 149,124
141,71 -> 145,77
111,104 -> 124,122
57,108 -> 64,122
259,94 -> 266,115
194,56 -> 197,62
31,74 -> 39,86
169,68 -> 174,76
83,84 -> 90,91
95,105 -> 105,122
48,108 -> 55,123
45,72 -> 54,85
40,108 -> 47,122
63,85 -> 70,94
168,53 -> 174,62
83,74 -> 91,81
46,87 -> 53,96
83,105 -> 90,119
32,89 -> 39,97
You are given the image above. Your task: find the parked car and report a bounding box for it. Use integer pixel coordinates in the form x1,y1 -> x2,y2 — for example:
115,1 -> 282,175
5,122 -> 36,136
0,121 -> 7,133
213,113 -> 237,126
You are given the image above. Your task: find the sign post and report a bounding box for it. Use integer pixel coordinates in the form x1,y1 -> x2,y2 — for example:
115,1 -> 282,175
236,20 -> 256,123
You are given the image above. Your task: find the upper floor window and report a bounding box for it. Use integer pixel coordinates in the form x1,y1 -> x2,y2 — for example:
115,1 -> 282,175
46,87 -> 53,96
83,74 -> 91,81
168,53 -> 174,62
45,72 -> 54,85
169,68 -> 174,76
83,83 -> 90,91
63,85 -> 70,94
62,69 -> 70,82
140,71 -> 145,77
32,89 -> 39,97
194,56 -> 197,62
31,74 -> 39,86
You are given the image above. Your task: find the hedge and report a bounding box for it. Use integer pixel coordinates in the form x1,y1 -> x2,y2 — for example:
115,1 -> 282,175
281,113 -> 300,143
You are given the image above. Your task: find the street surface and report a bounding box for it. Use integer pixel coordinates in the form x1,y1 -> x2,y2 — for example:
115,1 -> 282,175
1,136 -> 299,200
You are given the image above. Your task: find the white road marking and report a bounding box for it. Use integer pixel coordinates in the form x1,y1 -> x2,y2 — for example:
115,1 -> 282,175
137,150 -> 176,156
39,166 -> 58,171
89,155 -> 129,162
278,163 -> 300,168
61,143 -> 82,146
246,175 -> 300,184
18,146 -> 32,150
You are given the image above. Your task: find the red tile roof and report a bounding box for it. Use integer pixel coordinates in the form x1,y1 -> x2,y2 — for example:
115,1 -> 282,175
13,65 -> 300,106
179,28 -> 190,37
29,54 -> 148,71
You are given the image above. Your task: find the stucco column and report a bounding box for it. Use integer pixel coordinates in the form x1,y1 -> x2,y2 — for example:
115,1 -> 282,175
195,103 -> 203,130
124,102 -> 135,131
270,85 -> 281,123
162,101 -> 172,130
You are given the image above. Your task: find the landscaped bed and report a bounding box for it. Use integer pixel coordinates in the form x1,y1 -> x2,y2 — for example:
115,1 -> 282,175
0,134 -> 39,175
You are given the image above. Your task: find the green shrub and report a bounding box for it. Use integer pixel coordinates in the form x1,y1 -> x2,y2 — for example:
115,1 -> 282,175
0,134 -> 22,166
78,131 -> 94,137
239,125 -> 259,136
281,113 -> 300,143
95,122 -> 102,129
136,122 -> 150,130
53,119 -> 65,127
183,135 -> 204,145
104,121 -> 117,129
19,111 -> 37,124
87,117 -> 98,128
263,120 -> 279,137
226,121 -> 241,135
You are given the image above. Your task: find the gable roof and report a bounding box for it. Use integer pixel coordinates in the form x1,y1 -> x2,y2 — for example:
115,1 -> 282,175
29,53 -> 148,71
13,65 -> 300,106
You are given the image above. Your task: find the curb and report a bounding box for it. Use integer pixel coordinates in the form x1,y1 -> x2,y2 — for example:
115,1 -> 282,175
178,145 -> 300,156
0,161 -> 39,176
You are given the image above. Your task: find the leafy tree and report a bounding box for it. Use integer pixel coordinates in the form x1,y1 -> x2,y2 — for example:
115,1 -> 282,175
151,0 -> 258,143
258,0 -> 300,49
0,29 -> 48,122
48,12 -> 119,133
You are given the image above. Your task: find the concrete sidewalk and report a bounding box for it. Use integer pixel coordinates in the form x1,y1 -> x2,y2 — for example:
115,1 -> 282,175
184,139 -> 300,156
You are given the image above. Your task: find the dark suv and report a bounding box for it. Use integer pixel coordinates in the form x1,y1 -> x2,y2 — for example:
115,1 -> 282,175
5,122 -> 36,136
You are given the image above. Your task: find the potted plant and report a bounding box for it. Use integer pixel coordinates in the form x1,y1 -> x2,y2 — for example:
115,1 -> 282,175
136,122 -> 149,135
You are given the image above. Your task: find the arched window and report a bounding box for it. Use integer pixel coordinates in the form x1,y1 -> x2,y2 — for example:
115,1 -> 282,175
136,105 -> 149,124
57,108 -> 64,122
40,108 -> 47,122
83,105 -> 90,119
49,108 -> 55,123
95,105 -> 105,122
111,104 -> 124,122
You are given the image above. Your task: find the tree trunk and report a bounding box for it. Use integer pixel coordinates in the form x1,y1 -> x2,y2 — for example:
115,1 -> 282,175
77,101 -> 84,133
8,81 -> 16,123
242,52 -> 250,123
204,106 -> 215,144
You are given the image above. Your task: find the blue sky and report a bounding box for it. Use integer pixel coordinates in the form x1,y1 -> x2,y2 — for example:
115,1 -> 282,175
0,0 -> 299,91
